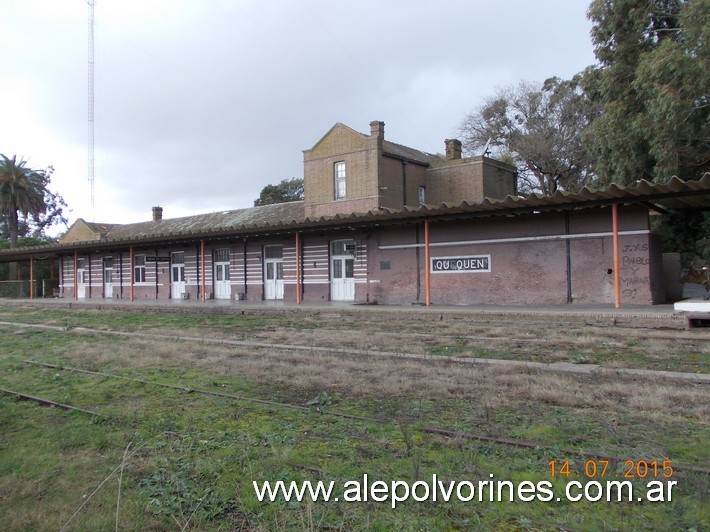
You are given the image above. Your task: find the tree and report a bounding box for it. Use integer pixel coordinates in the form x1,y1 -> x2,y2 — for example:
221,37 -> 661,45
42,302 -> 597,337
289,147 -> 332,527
0,154 -> 67,246
586,0 -> 709,185
1,154 -> 45,248
0,154 -> 67,282
458,77 -> 598,195
254,178 -> 304,206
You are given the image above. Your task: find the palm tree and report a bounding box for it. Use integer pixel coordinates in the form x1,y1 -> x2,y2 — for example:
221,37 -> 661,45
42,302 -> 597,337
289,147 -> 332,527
0,154 -> 48,249
0,154 -> 49,283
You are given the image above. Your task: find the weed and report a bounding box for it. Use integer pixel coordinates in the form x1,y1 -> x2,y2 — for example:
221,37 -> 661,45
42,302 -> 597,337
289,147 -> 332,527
570,352 -> 591,364
306,391 -> 337,408
625,338 -> 640,347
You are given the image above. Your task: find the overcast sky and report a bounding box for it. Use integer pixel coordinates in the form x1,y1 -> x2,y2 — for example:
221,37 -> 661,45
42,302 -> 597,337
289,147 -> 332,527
1,0 -> 597,233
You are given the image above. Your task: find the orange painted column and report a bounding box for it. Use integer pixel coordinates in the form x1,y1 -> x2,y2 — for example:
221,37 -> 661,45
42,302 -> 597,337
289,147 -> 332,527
74,251 -> 78,300
295,232 -> 302,305
201,240 -> 206,303
612,204 -> 621,309
29,256 -> 34,299
425,219 -> 431,306
129,246 -> 134,302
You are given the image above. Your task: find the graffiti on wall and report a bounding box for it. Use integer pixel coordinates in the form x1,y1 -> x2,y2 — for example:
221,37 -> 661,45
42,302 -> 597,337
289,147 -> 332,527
620,242 -> 649,298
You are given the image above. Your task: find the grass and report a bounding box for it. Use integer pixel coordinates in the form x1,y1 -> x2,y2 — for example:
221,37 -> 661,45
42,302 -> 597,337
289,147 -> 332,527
5,304 -> 707,373
0,305 -> 708,530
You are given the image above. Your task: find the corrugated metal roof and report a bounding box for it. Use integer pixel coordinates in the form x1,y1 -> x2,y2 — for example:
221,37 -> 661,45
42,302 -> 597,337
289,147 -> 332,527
105,201 -> 305,242
1,175 -> 708,261
294,174 -> 710,228
431,173 -> 710,212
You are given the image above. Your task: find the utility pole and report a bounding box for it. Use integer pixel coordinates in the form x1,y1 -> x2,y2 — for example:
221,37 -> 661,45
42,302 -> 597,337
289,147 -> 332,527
87,0 -> 95,220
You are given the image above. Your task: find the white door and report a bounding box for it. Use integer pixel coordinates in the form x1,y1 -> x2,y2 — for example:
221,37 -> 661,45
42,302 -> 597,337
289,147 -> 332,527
264,260 -> 284,300
331,240 -> 355,301
76,259 -> 86,299
171,252 -> 186,298
264,245 -> 284,300
214,249 -> 231,300
103,257 -> 114,298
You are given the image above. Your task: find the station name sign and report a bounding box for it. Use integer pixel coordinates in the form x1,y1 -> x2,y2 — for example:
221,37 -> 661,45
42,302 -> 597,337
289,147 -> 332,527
431,255 -> 491,273
145,256 -> 171,262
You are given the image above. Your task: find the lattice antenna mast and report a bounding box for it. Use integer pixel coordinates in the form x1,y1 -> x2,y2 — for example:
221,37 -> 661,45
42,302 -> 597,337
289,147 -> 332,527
87,0 -> 95,219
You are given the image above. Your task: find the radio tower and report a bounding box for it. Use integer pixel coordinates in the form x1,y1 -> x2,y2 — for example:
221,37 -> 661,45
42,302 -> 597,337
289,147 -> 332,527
87,0 -> 95,219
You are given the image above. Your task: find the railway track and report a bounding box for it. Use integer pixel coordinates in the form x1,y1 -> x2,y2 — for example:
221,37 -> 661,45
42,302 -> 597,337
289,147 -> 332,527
10,359 -> 710,477
1,320 -> 708,382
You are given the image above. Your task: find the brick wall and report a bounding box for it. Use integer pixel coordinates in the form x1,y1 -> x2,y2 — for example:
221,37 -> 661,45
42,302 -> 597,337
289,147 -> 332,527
369,206 -> 655,306
426,156 -> 516,205
304,124 -> 380,218
59,220 -> 100,243
368,225 -> 422,304
303,122 -> 516,216
58,205 -> 658,306
482,157 -> 518,199
306,197 -> 380,218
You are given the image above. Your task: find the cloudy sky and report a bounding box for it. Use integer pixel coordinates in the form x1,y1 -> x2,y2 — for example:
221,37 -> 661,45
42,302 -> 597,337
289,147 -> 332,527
1,0 -> 597,233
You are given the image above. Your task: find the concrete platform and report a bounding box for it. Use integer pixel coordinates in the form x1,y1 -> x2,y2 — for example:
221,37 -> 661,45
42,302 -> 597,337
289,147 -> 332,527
674,299 -> 710,312
0,295 -> 678,314
674,297 -> 710,329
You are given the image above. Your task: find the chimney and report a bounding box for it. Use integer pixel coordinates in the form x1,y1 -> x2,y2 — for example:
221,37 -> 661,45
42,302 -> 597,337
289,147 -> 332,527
445,139 -> 462,160
370,120 -> 385,140
152,206 -> 163,222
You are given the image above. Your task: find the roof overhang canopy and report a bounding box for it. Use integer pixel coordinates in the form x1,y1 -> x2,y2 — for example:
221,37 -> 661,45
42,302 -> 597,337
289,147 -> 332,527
2,175 -> 708,263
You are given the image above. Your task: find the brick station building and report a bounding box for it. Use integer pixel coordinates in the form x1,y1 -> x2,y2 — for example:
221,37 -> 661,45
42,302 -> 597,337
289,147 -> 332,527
2,121 -> 709,307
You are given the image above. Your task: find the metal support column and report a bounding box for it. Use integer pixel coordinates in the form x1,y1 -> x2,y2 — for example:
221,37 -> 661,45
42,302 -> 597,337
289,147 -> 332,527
295,232 -> 302,305
201,240 -> 206,303
425,219 -> 431,306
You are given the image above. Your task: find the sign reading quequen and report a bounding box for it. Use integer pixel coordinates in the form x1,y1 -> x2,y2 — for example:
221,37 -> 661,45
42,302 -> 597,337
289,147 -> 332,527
431,255 -> 491,273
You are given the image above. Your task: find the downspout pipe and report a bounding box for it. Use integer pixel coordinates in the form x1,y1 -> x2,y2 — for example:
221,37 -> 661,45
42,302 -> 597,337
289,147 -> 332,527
612,204 -> 621,309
